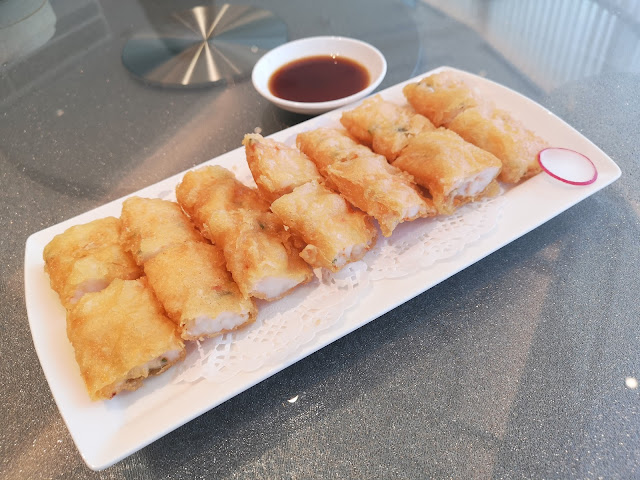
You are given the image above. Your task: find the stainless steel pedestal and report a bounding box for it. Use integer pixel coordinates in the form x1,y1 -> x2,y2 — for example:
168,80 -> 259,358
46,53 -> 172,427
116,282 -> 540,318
122,3 -> 287,87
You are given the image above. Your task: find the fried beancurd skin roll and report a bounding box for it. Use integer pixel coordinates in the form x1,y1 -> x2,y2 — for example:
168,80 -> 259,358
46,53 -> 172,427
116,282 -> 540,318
295,127 -> 435,236
394,129 -> 502,215
143,242 -> 256,341
340,95 -> 435,162
176,165 -> 270,230
243,133 -> 323,202
403,71 -> 478,127
120,197 -> 205,265
270,181 -> 377,272
43,217 -> 142,308
218,209 -> 312,300
326,153 -> 437,237
176,166 -> 312,300
296,127 -> 373,178
446,106 -> 546,184
67,278 -> 184,401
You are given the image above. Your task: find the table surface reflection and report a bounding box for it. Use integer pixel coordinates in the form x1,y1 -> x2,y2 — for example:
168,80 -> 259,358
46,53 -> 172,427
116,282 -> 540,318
2,0 -> 639,478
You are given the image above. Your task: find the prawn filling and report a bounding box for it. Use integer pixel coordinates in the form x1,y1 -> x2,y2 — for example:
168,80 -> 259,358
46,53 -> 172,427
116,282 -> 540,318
394,129 -> 502,215
43,217 -> 142,308
270,181 -> 377,272
243,133 -> 323,202
120,197 -> 205,265
176,166 -> 312,300
402,71 -> 478,127
143,242 -> 256,341
340,95 -> 435,162
67,278 -> 184,401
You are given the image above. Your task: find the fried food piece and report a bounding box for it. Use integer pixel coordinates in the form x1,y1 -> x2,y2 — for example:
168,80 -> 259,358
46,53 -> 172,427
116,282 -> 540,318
340,95 -> 435,162
120,197 -> 256,338
176,166 -> 312,300
326,153 -> 437,237
297,127 -> 435,237
243,133 -> 323,202
120,197 -> 205,265
270,181 -> 377,272
403,71 -> 478,127
144,242 -> 256,341
43,217 -> 142,308
296,127 -> 372,178
67,278 -> 184,401
177,165 -> 269,222
447,106 -> 547,184
394,129 -> 502,215
403,71 -> 545,183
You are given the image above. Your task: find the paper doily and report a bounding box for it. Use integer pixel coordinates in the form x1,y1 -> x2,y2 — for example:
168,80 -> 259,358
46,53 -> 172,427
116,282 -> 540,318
170,193 -> 505,384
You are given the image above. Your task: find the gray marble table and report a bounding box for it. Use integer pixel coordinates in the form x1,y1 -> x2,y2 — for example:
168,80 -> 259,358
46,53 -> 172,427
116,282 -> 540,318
2,0 -> 639,478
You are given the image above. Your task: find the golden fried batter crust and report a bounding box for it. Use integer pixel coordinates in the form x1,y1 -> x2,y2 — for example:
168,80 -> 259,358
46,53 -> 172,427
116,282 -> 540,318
270,181 -> 377,272
43,217 -> 142,308
340,95 -> 435,162
296,127 -> 435,237
403,71 -> 478,127
394,129 -> 502,215
120,197 -> 205,265
327,153 -> 436,237
176,166 -> 312,299
296,128 -> 372,178
243,133 -> 323,202
144,242 -> 256,340
447,106 -> 546,184
67,278 -> 184,401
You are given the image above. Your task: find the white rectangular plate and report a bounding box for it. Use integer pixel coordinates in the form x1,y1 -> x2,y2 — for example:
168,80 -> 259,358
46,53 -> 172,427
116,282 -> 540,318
24,67 -> 621,470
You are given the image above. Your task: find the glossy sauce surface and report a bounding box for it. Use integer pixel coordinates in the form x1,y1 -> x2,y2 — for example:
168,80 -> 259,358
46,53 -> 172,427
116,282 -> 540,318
269,55 -> 370,102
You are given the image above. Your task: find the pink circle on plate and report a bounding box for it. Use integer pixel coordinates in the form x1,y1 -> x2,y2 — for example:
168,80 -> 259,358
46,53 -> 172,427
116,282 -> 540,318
537,148 -> 598,186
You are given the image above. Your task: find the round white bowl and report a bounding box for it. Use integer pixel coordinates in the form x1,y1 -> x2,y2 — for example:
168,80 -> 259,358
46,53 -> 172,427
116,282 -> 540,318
252,36 -> 387,115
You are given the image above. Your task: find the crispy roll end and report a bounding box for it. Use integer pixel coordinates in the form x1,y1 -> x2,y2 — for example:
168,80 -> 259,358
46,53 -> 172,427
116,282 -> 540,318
270,181 -> 377,272
402,71 -> 478,127
120,197 -> 205,265
67,278 -> 184,401
43,217 -> 142,308
143,242 -> 257,340
394,129 -> 502,215
243,133 -> 323,202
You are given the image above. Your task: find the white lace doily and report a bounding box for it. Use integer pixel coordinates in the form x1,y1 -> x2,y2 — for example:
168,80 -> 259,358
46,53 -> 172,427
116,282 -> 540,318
169,193 -> 505,384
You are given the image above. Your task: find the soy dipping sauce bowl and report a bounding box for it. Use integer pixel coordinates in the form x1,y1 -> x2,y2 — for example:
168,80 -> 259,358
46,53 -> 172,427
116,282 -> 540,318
252,36 -> 387,115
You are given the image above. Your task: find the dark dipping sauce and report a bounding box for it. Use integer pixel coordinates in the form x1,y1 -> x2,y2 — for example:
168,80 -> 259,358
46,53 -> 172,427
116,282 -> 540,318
269,55 -> 370,103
